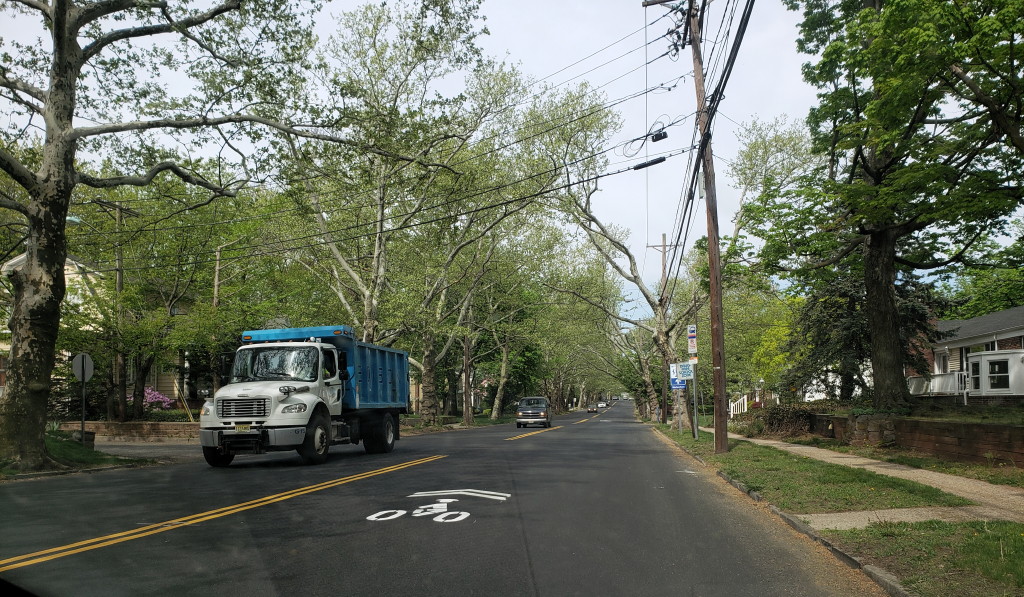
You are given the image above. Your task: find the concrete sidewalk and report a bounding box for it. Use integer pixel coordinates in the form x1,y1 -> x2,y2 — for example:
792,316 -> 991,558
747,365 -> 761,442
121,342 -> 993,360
720,431 -> 1024,530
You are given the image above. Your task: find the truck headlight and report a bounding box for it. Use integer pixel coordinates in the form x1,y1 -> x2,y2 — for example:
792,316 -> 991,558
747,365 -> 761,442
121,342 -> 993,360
200,404 -> 212,416
282,403 -> 307,414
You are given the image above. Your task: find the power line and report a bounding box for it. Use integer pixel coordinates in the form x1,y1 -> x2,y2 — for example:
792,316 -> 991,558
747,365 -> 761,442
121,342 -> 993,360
75,147 -> 695,274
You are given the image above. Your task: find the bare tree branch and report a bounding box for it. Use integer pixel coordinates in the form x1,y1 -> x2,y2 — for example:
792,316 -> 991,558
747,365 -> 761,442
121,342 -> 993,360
76,161 -> 237,195
70,114 -> 455,171
0,67 -> 47,106
0,147 -> 39,198
79,1 -> 240,62
10,0 -> 50,16
948,63 -> 1024,154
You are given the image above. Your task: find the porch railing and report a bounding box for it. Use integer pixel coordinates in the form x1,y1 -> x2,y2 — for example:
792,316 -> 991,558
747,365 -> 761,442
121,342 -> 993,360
907,371 -> 969,404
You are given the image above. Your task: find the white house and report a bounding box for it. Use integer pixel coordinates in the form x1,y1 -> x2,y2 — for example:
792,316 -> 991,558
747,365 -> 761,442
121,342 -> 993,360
908,305 -> 1024,404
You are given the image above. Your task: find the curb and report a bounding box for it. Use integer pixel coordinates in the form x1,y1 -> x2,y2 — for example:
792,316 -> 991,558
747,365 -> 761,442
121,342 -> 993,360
661,429 -> 914,597
4,461 -> 153,481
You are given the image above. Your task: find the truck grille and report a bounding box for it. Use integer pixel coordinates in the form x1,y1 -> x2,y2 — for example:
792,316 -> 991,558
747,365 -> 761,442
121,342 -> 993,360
217,397 -> 270,418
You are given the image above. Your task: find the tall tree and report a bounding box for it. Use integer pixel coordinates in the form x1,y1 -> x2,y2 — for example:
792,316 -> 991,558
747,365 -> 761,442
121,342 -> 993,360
754,0 -> 1024,410
0,0 -> 426,470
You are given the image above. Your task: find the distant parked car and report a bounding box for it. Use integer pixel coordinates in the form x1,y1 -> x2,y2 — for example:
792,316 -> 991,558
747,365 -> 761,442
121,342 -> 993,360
516,397 -> 552,428
597,401 -> 608,408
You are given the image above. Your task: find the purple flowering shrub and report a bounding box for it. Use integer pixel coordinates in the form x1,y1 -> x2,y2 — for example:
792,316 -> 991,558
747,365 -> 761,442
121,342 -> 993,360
137,387 -> 175,410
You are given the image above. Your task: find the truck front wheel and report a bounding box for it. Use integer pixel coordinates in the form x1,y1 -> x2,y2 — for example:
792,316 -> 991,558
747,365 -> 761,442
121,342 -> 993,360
203,446 -> 234,467
298,413 -> 331,465
364,413 -> 396,454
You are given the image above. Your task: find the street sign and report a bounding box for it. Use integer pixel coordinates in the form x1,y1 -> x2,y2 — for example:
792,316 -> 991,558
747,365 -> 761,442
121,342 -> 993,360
72,353 -> 94,382
687,324 -> 697,354
669,363 -> 685,389
677,362 -> 694,380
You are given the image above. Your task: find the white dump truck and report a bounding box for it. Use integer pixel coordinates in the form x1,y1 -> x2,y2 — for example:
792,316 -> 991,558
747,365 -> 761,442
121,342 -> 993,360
199,326 -> 409,467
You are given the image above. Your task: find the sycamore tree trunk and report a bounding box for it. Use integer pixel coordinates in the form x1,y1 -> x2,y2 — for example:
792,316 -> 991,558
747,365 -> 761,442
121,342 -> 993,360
0,21 -> 78,468
445,369 -> 459,416
130,354 -> 157,420
489,343 -> 511,420
462,334 -> 475,427
0,180 -> 72,470
639,357 -> 659,420
419,337 -> 439,425
653,331 -> 692,432
864,229 -> 910,410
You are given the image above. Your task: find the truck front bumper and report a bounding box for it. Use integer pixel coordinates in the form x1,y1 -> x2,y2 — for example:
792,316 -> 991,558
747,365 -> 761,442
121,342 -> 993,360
200,426 -> 307,451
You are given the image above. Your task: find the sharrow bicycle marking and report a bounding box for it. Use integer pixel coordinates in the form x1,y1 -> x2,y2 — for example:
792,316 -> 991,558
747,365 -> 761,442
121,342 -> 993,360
367,488 -> 511,523
0,455 -> 447,573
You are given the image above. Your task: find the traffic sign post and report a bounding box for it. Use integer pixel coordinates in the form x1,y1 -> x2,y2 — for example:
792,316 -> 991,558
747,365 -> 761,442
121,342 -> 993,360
72,354 -> 94,444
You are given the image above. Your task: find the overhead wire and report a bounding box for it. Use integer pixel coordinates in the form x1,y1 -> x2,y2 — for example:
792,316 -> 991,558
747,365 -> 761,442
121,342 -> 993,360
68,65 -> 690,242
78,145 -> 699,274
663,0 -> 757,303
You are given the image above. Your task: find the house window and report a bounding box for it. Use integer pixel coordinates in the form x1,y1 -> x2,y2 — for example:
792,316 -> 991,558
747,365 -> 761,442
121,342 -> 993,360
936,353 -> 948,374
970,361 -> 981,390
988,360 -> 1010,390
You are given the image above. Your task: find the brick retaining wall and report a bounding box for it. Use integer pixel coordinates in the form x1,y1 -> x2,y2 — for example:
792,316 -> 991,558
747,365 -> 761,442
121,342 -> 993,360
810,415 -> 1024,466
893,418 -> 1024,466
60,421 -> 200,441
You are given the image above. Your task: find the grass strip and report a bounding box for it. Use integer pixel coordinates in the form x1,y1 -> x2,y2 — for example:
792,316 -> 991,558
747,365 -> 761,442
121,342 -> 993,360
660,427 -> 971,514
822,520 -> 1024,597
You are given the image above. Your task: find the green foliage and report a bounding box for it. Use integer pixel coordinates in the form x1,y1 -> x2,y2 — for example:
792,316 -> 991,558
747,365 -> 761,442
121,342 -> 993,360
751,1 -> 1024,409
143,409 -> 194,423
759,403 -> 818,435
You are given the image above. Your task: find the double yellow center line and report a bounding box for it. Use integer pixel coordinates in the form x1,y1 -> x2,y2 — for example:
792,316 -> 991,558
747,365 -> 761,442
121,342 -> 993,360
505,426 -> 563,440
0,454 -> 446,573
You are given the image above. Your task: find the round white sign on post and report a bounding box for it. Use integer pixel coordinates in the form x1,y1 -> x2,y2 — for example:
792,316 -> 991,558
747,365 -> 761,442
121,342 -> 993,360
72,353 -> 94,383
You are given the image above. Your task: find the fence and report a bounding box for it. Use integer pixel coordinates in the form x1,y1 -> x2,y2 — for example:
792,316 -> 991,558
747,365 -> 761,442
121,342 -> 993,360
729,396 -> 746,418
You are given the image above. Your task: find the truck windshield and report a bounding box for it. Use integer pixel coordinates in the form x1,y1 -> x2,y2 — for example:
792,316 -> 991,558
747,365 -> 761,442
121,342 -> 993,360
230,346 -> 319,383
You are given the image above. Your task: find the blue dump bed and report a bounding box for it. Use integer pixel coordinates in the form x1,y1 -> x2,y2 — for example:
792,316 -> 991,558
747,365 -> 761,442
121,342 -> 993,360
242,326 -> 410,412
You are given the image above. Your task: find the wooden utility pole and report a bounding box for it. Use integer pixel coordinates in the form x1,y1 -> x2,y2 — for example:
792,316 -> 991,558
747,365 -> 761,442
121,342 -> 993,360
644,0 -> 729,452
686,1 -> 730,454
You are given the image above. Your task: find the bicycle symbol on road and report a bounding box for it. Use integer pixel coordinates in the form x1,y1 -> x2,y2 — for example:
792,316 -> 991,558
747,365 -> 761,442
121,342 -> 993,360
366,489 -> 511,524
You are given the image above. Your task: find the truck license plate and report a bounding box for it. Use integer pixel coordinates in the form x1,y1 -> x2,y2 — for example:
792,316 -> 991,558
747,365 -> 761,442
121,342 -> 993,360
234,424 -> 251,433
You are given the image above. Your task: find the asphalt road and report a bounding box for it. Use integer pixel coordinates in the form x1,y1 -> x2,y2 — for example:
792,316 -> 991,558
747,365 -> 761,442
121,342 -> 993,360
0,403 -> 884,596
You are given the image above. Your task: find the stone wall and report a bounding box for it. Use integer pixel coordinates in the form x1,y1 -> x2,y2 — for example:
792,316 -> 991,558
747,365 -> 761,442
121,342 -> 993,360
848,414 -> 897,446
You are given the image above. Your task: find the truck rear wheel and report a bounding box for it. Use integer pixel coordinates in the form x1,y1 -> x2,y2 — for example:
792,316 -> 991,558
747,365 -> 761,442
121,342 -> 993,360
364,413 -> 396,454
298,413 -> 331,465
203,446 -> 234,467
